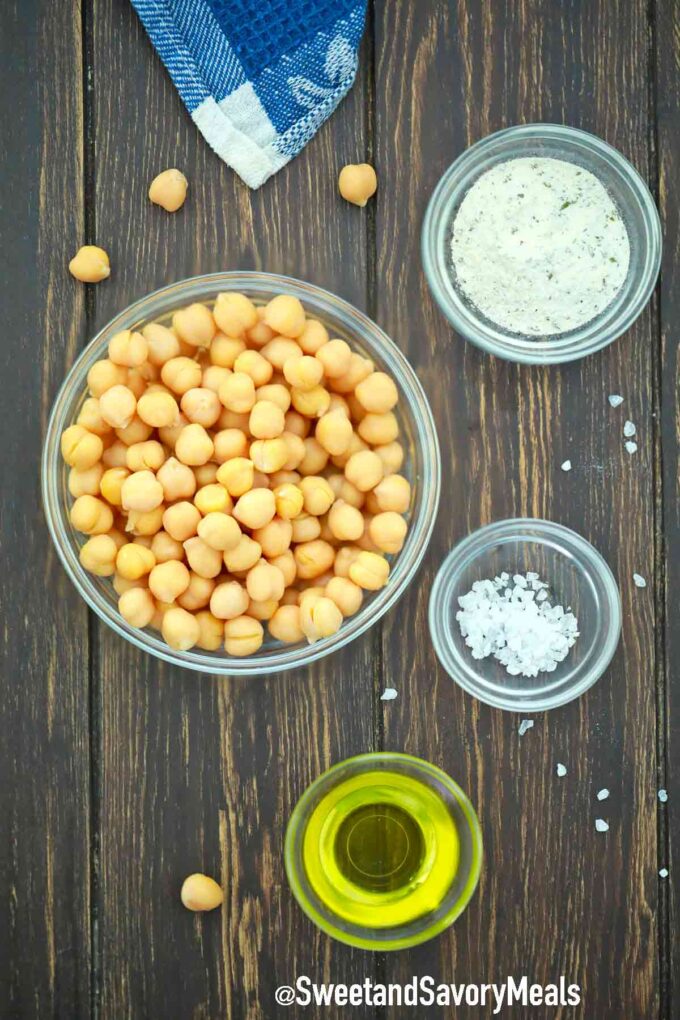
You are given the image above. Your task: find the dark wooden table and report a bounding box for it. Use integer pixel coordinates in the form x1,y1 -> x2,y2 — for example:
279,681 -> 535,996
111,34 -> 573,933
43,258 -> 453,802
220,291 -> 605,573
1,1 -> 678,1017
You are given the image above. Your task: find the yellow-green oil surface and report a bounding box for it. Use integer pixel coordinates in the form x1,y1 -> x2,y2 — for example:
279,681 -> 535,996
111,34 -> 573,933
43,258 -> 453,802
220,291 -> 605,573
302,770 -> 460,928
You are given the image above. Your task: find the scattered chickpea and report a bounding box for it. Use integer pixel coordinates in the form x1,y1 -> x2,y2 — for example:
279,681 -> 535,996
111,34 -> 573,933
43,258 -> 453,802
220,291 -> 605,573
211,334 -> 246,368
355,371 -> 398,414
358,411 -> 399,446
338,163 -> 378,207
148,168 -> 188,212
69,245 -> 111,283
213,428 -> 248,464
151,530 -> 184,563
126,506 -> 164,537
252,517 -> 292,559
274,482 -> 304,520
291,384 -> 330,419
316,338 -> 352,378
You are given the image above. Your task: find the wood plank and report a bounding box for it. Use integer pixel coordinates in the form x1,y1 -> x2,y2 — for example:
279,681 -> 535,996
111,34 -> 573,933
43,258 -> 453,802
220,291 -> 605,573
373,2 -> 660,1017
89,1 -> 377,1016
0,1 -> 92,1016
655,1 -> 679,1015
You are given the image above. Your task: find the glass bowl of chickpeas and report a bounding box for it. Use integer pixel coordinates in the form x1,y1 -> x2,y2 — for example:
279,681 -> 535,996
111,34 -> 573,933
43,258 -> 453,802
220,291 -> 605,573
42,272 -> 441,674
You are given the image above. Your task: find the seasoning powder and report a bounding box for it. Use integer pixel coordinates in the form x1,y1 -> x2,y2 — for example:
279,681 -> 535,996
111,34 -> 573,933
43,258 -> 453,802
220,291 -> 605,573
450,157 -> 630,336
456,572 -> 579,678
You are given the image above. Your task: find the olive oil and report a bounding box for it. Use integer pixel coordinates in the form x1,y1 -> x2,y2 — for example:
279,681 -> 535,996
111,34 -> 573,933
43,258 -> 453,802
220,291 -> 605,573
302,769 -> 460,928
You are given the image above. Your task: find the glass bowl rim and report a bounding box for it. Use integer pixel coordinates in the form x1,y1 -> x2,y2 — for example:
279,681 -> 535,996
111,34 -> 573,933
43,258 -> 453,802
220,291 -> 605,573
42,271 -> 441,675
283,751 -> 483,951
428,517 -> 623,712
421,122 -> 662,365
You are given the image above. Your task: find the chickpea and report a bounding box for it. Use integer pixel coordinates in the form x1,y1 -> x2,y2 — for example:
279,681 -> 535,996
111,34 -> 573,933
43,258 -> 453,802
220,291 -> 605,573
290,513 -> 321,545
327,500 -> 364,542
270,470 -> 300,488
294,319 -> 327,356
291,385 -> 330,419
315,409 -> 353,456
162,606 -> 200,651
325,576 -> 363,617
329,353 -> 373,395
259,338 -> 301,372
338,163 -> 377,206
284,410 -> 311,438
115,415 -> 155,446
357,516 -> 380,553
177,572 -> 215,612
210,580 -> 249,620
273,482 -> 304,521
210,334 -> 245,368
148,168 -> 188,212
69,494 -> 113,535
87,359 -> 128,397
197,512 -> 241,552
69,244 -> 110,283
233,488 -> 276,530
172,303 -> 215,348
252,517 -> 293,558
108,330 -> 148,368
195,611 -> 224,651
69,462 -> 104,498
263,294 -> 305,338
143,322 -> 181,366
97,385 -> 137,429
246,560 -> 285,603
294,539 -> 335,580
121,470 -> 164,512
246,400 -> 283,440
175,423 -> 214,466
98,466 -> 128,506
125,505 -> 164,537
183,536 -> 223,579
298,437 -> 329,476
374,440 -> 404,475
223,535 -> 262,573
373,474 -> 411,513
113,572 -> 146,596
161,357 -> 202,396
156,456 -> 196,501
137,389 -> 180,428
268,604 -> 303,644
224,616 -> 264,656
316,338 -> 352,378
151,530 -> 184,563
118,587 -> 156,628
61,425 -> 104,470
125,440 -> 165,472
202,365 -> 232,395
349,550 -> 390,590
192,486 -> 228,518
180,387 -> 221,427
213,292 -> 258,337
217,408 -> 250,433
281,432 -> 306,471
116,542 -> 156,580
369,511 -> 408,554
269,549 -> 296,587
334,545 -> 361,578
126,368 -> 149,399
162,501 -> 201,542
248,599 -> 279,621
256,383 -> 291,413
327,473 -> 365,510
344,449 -> 383,492
250,438 -> 289,474
219,371 -> 256,414
283,355 -> 323,391
79,534 -> 118,576
193,462 -> 218,487
233,349 -> 273,387
78,397 -> 112,436
149,559 -> 191,602
216,457 -> 254,498
328,394 -> 351,417
358,411 -> 398,446
299,476 -> 335,516
355,371 -> 398,414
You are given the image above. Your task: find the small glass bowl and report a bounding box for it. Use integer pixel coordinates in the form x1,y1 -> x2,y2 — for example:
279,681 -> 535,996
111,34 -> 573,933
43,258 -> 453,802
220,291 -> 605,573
421,123 -> 662,364
42,272 -> 441,675
428,519 -> 622,712
284,753 -> 482,951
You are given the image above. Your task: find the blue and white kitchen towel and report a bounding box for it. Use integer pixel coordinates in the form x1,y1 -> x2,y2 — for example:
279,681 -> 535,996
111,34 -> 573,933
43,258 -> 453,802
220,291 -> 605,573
131,0 -> 368,188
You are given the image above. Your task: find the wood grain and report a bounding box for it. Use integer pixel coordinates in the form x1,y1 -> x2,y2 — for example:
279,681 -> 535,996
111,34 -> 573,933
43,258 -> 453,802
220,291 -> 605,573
0,1 -> 92,1016
373,2 -> 660,1018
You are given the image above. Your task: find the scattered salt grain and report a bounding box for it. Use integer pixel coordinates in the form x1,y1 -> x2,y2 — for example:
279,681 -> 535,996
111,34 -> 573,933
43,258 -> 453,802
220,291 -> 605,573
658,788 -> 668,803
623,420 -> 636,437
518,719 -> 534,736
597,788 -> 610,801
556,763 -> 567,777
633,573 -> 647,588
625,441 -> 638,455
595,819 -> 609,833
659,868 -> 669,879
456,571 -> 579,678
561,460 -> 572,472
380,688 -> 398,702
608,394 -> 624,408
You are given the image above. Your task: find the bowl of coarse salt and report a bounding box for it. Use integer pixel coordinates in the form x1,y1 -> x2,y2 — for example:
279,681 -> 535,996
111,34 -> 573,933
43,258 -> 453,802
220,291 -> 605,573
421,124 -> 661,364
428,519 -> 621,712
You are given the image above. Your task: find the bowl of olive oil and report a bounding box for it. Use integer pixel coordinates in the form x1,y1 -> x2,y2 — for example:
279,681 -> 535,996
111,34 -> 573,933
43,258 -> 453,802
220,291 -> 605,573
284,753 -> 482,950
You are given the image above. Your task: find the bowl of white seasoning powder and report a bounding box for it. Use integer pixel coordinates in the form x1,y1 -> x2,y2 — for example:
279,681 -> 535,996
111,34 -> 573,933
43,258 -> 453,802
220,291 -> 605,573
421,124 -> 661,364
428,519 -> 621,711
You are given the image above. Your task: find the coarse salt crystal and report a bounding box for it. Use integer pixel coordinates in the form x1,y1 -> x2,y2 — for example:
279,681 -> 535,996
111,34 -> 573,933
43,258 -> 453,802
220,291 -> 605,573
608,394 -> 624,407
659,868 -> 669,878
658,789 -> 668,803
633,573 -> 647,588
623,420 -> 636,437
380,688 -> 398,701
518,719 -> 534,736
597,788 -> 610,801
561,460 -> 572,472
556,763 -> 567,777
625,441 -> 638,455
595,819 -> 609,832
